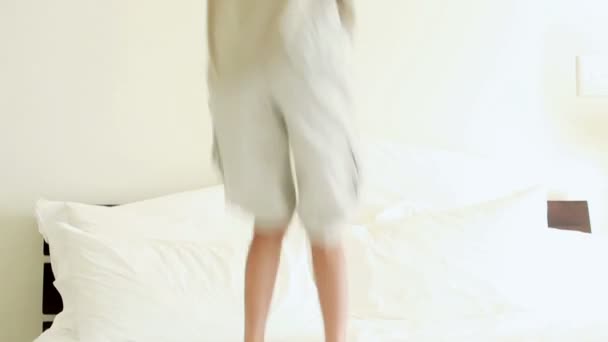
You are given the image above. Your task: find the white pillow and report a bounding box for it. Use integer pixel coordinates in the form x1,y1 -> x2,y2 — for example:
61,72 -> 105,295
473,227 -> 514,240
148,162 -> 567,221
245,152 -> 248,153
36,185 -> 246,279
345,186 -> 548,323
35,185 -> 249,335
49,222 -> 247,341
44,221 -> 321,342
357,141 -> 541,223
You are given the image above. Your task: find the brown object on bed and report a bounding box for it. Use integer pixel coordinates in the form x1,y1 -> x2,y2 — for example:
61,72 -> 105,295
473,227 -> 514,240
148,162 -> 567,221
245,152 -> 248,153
547,200 -> 591,233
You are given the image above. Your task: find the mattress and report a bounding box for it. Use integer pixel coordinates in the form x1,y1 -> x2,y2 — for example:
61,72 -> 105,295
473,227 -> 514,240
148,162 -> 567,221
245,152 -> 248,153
37,311 -> 608,342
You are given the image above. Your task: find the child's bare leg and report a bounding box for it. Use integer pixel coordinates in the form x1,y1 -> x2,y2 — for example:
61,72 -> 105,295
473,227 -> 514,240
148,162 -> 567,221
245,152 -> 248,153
244,228 -> 287,342
311,241 -> 348,342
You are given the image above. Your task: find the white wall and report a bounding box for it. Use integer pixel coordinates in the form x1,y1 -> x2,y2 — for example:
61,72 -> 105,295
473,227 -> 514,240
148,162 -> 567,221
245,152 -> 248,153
1,0 -> 607,340
353,0 -> 608,227
0,1 -> 215,341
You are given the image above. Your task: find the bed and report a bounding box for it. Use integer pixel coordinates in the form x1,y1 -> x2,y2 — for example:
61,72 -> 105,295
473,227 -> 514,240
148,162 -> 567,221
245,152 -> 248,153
35,142 -> 608,341
39,200 -> 593,331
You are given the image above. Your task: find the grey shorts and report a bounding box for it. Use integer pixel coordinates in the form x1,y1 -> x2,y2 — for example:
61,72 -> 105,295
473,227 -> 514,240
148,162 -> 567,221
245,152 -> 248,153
208,14 -> 359,245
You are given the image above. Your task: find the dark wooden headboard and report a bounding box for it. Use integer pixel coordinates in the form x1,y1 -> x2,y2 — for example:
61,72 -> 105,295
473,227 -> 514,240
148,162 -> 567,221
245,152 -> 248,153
41,200 -> 592,332
42,245 -> 59,331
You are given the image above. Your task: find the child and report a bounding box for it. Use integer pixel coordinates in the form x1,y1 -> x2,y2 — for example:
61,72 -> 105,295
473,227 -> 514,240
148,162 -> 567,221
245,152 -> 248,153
207,1 -> 358,341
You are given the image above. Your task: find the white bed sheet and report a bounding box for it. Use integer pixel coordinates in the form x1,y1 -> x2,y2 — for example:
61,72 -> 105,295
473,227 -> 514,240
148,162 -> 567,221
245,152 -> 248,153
36,219 -> 608,341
